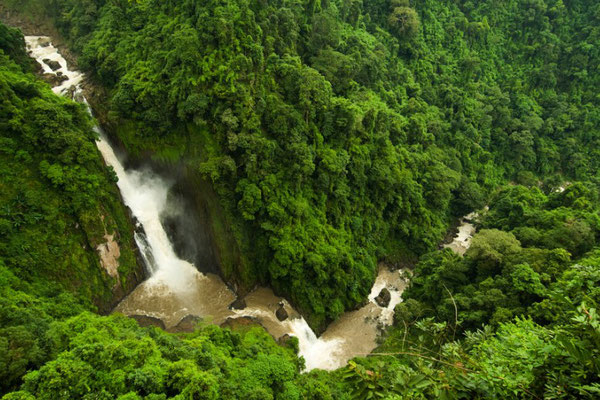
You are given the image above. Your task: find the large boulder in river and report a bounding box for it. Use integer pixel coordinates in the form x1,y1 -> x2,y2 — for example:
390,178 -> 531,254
375,288 -> 391,308
38,37 -> 51,47
42,58 -> 61,71
41,72 -> 68,86
130,314 -> 166,330
229,297 -> 247,310
276,304 -> 289,321
66,85 -> 77,99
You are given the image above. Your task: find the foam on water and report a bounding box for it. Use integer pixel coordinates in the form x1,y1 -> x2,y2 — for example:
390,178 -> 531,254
287,318 -> 346,370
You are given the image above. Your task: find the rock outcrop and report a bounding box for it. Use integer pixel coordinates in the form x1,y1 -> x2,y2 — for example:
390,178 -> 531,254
42,58 -> 61,71
130,314 -> 166,330
276,304 -> 289,321
170,315 -> 202,332
229,298 -> 247,310
41,71 -> 68,86
375,288 -> 391,308
277,334 -> 293,346
96,233 -> 120,281
220,316 -> 262,331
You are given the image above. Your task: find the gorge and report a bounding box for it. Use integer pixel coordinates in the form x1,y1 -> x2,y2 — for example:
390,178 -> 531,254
3,1 -> 599,397
25,34 -> 411,371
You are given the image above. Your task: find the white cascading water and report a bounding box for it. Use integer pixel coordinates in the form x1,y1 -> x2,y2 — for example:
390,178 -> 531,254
25,36 -> 83,96
24,35 -> 410,371
94,140 -> 204,294
443,211 -> 478,255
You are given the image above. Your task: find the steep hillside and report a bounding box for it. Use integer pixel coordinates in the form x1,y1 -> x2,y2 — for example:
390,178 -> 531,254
14,0 -> 598,331
0,1 -> 599,398
0,22 -> 143,392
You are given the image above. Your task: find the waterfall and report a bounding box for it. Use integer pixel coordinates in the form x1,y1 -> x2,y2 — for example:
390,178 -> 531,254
24,35 -> 409,372
286,318 -> 345,371
94,137 -> 203,294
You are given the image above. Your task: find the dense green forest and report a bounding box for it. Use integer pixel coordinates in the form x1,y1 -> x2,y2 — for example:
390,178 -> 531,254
375,184 -> 600,398
0,0 -> 599,398
0,21 -> 145,394
10,0 -> 597,331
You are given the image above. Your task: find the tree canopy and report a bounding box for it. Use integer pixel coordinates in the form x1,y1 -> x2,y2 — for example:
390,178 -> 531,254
6,0 -> 597,331
0,0 -> 600,397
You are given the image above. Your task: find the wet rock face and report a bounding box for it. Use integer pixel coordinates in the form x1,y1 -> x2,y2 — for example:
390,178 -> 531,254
132,218 -> 157,274
130,314 -> 166,330
229,298 -> 247,310
375,288 -> 391,308
276,304 -> 289,321
160,190 -> 220,276
42,58 -> 61,71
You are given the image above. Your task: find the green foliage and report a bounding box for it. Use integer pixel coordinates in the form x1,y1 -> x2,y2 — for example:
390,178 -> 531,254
0,24 -> 31,70
0,21 -> 140,393
342,360 -> 387,399
3,312 -> 320,399
400,227 -> 573,332
18,0 -> 595,331
376,182 -> 600,398
482,184 -> 600,257
0,34 -> 139,303
388,6 -> 420,39
0,263 -> 85,393
0,1 -> 600,399
361,267 -> 600,398
0,35 -> 345,397
8,0 -> 598,331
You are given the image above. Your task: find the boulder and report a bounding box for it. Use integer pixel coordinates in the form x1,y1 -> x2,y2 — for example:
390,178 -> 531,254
276,304 -> 289,321
32,59 -> 44,74
38,37 -> 51,47
41,72 -> 68,86
130,314 -> 166,330
375,288 -> 391,308
229,297 -> 247,310
43,58 -> 61,71
170,314 -> 202,332
66,85 -> 77,99
73,92 -> 85,104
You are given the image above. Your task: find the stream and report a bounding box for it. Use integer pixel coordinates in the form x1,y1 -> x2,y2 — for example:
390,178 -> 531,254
24,35 -> 475,372
443,211 -> 478,255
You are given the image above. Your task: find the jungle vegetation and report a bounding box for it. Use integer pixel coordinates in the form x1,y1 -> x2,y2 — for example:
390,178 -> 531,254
5,0 -> 599,331
0,0 -> 599,397
0,22 -> 143,394
19,0 -> 600,331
